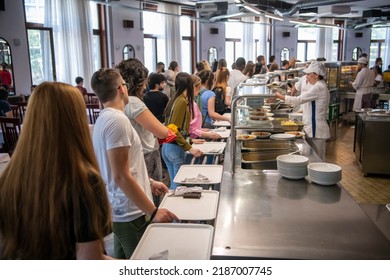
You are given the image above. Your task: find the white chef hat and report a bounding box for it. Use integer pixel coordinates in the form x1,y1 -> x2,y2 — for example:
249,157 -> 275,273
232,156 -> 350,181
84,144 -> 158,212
303,61 -> 326,77
357,57 -> 368,65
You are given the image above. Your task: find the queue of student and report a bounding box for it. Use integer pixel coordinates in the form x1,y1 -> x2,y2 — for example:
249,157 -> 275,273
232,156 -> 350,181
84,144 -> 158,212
2,52 -> 385,260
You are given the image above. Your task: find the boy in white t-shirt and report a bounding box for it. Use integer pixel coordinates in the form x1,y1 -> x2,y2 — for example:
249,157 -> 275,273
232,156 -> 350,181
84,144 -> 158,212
91,68 -> 178,259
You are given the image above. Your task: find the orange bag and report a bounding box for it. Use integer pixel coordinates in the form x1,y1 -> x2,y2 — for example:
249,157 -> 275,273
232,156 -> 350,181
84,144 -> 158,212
158,126 -> 177,144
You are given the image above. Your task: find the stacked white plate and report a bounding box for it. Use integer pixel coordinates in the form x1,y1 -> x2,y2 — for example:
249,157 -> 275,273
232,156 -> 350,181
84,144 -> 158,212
277,154 -> 309,180
270,133 -> 295,141
307,162 -> 342,185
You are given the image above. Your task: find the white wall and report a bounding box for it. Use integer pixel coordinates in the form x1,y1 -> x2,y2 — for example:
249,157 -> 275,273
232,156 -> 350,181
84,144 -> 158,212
108,0 -> 144,67
344,29 -> 371,62
199,22 -> 226,62
273,22 -> 298,65
0,0 -> 31,96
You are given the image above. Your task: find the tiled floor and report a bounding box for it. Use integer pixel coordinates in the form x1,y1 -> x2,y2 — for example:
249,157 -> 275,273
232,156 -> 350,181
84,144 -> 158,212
325,123 -> 390,204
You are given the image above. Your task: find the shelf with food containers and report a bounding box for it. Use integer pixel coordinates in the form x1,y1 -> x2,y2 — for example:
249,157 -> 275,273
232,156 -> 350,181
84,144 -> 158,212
338,61 -> 359,92
230,84 -> 305,173
324,62 -> 339,92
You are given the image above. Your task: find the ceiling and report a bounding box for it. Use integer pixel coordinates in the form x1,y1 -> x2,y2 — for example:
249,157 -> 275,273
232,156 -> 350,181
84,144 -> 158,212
155,0 -> 390,29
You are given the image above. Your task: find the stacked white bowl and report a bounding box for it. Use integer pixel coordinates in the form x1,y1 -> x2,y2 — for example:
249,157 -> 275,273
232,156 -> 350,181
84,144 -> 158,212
307,162 -> 342,185
277,154 -> 309,180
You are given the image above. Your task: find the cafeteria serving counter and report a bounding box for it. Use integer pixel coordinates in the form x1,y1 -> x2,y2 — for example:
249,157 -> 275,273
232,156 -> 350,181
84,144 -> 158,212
211,139 -> 390,259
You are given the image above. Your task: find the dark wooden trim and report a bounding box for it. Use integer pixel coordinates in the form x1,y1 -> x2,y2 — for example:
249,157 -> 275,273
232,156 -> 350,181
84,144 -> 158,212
98,4 -> 108,68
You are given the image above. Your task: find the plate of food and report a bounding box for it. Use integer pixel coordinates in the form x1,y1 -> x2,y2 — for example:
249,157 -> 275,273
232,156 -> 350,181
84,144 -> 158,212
251,131 -> 271,139
247,117 -> 274,125
285,131 -> 305,138
281,120 -> 299,131
237,134 -> 256,141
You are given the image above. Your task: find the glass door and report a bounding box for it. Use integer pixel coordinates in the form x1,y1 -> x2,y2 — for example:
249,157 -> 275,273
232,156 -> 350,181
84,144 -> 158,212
27,27 -> 56,85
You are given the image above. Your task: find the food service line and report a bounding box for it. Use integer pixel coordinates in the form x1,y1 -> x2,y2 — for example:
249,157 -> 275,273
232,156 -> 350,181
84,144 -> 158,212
210,136 -> 390,259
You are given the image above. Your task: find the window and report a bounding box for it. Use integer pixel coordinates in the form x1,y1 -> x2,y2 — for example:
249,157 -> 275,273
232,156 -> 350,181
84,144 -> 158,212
143,10 -> 166,73
24,0 -> 100,85
90,2 -> 101,72
24,0 -> 44,24
331,28 -> 339,61
370,27 -> 386,67
225,21 -> 243,68
180,10 -> 193,73
297,27 -> 318,61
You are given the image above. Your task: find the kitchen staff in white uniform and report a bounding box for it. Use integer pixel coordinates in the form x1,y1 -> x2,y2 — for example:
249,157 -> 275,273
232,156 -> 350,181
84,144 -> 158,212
351,57 -> 375,111
274,61 -> 330,160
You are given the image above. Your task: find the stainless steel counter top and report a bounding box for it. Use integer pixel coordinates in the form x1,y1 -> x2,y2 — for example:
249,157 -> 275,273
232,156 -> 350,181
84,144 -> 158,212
211,139 -> 390,259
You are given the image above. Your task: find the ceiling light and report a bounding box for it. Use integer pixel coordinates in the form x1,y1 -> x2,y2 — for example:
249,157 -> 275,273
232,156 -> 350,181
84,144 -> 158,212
264,12 -> 284,21
243,2 -> 261,15
289,19 -> 315,26
209,12 -> 247,22
243,2 -> 283,21
316,23 -> 339,28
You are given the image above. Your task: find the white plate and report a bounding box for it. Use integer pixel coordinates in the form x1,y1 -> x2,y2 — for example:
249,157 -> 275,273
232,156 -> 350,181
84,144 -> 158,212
308,162 -> 342,173
190,142 -> 226,154
270,133 -> 296,140
285,131 -> 305,138
130,224 -> 214,260
237,134 -> 257,141
0,153 -> 10,163
306,176 -> 340,186
249,112 -> 274,117
213,120 -> 231,127
280,173 -> 307,180
173,165 -> 223,185
277,154 -> 309,164
211,128 -> 231,138
159,190 -> 219,221
247,117 -> 274,125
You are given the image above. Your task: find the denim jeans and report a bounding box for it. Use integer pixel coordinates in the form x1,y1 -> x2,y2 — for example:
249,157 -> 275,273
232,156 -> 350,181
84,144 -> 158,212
162,143 -> 186,190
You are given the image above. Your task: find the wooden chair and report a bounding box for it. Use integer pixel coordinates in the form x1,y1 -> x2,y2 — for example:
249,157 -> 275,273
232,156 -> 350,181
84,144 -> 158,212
0,116 -> 22,154
86,93 -> 98,104
10,105 -> 20,119
16,101 -> 28,123
86,103 -> 100,124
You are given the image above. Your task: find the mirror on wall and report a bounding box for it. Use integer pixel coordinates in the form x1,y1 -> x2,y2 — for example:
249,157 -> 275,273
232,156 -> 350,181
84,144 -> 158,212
280,48 -> 290,63
352,47 -> 362,61
0,37 -> 15,94
123,44 -> 135,60
207,47 -> 217,68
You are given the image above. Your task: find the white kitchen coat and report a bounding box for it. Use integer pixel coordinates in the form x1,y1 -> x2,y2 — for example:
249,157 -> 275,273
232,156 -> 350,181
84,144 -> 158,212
352,67 -> 375,111
285,80 -> 330,139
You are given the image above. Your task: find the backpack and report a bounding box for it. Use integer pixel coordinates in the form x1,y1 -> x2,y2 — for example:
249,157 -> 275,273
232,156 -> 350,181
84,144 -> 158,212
212,86 -> 226,115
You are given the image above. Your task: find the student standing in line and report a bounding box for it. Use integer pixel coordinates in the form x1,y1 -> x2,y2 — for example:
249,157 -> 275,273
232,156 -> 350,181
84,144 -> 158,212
91,68 -> 178,258
228,57 -> 247,94
156,62 -> 165,73
116,59 -> 170,205
197,70 -> 230,128
162,72 -> 203,189
144,72 -> 169,123
189,74 -> 221,141
0,82 -> 112,259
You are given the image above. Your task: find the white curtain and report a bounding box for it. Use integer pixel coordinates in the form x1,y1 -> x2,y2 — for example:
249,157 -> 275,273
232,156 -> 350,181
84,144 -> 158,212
242,16 -> 254,61
159,3 -> 181,69
316,18 -> 334,61
383,28 -> 390,70
253,15 -> 268,60
44,0 -> 94,88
